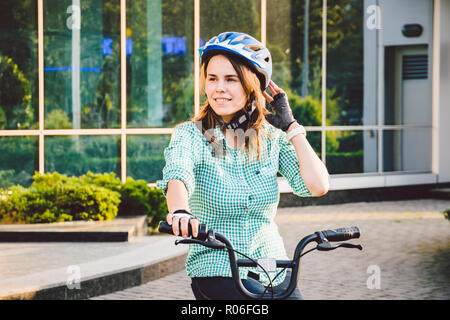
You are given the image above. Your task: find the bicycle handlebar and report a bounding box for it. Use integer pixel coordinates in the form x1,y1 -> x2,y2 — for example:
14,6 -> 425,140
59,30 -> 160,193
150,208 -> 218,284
320,226 -> 360,242
158,221 -> 208,241
158,221 -> 360,243
158,220 -> 362,300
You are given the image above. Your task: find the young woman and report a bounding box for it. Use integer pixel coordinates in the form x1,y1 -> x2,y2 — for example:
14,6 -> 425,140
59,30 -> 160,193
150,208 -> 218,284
156,31 -> 329,300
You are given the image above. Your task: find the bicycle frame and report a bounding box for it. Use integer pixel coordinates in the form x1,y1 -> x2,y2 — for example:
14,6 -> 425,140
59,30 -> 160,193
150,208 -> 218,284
214,231 -> 320,300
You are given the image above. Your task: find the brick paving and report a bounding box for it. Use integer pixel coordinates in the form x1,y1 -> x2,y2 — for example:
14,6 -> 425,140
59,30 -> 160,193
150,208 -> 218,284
91,199 -> 450,300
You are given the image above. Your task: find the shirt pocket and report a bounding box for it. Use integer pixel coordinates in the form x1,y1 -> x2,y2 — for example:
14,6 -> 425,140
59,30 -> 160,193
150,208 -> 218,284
256,157 -> 278,178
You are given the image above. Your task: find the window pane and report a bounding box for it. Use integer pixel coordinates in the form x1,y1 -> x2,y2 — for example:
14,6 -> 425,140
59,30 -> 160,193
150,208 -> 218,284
326,0 -> 365,125
200,0 -> 260,42
0,136 -> 38,187
0,1 -> 38,130
326,130 -> 378,174
268,0 -> 323,127
384,46 -> 431,126
127,135 -> 170,182
127,0 -> 194,128
307,131 -> 322,157
44,0 -> 120,129
383,128 -> 431,172
45,135 -> 120,177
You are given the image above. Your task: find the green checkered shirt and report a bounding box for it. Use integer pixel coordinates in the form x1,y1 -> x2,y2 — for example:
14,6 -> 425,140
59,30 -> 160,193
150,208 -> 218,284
156,121 -> 312,286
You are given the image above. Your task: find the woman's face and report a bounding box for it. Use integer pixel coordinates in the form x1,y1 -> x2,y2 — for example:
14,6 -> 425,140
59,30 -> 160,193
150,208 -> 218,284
204,55 -> 247,123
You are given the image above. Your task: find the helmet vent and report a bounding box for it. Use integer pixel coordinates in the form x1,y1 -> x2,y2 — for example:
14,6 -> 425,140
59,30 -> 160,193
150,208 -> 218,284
222,33 -> 234,42
246,44 -> 263,52
231,34 -> 247,43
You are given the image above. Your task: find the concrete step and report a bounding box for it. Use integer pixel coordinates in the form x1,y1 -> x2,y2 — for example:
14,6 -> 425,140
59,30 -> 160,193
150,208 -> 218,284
0,216 -> 148,242
0,235 -> 188,300
426,188 -> 450,200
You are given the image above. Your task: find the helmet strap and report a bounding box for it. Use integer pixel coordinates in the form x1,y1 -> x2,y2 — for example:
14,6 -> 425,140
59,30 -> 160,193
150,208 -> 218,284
212,100 -> 258,131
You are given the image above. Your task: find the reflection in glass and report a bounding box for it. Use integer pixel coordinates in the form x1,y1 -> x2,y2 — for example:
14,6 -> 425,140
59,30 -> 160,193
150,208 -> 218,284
383,129 -> 431,172
45,135 -> 120,177
127,135 -> 171,182
326,0 -> 364,125
384,46 -> 431,126
326,130 -> 377,174
200,0 -> 260,42
267,0 -> 323,126
0,136 -> 38,187
307,131 -> 321,157
127,0 -> 194,128
0,1 -> 38,130
44,0 -> 120,129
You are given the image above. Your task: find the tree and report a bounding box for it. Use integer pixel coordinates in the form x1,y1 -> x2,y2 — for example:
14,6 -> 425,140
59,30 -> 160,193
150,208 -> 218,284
0,55 -> 34,129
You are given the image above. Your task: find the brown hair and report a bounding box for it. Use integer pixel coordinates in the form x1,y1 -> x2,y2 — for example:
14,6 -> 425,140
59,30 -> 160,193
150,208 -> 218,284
191,52 -> 273,162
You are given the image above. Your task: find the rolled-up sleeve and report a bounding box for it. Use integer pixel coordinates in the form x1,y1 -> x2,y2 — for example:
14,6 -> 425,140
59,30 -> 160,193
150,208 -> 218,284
156,123 -> 196,198
278,131 -> 312,197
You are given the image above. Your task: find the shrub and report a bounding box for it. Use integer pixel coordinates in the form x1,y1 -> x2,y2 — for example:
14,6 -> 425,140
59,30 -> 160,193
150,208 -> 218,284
78,171 -> 122,193
118,178 -> 152,217
147,185 -> 168,228
1,172 -> 120,223
118,177 -> 168,228
0,170 -> 15,189
0,171 -> 168,226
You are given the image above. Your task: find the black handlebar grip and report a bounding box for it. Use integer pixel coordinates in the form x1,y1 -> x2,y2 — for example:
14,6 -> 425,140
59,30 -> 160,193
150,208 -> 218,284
321,226 -> 360,242
158,221 -> 208,241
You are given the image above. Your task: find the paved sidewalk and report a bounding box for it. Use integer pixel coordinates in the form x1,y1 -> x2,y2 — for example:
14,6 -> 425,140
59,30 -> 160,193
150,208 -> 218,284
0,216 -> 188,299
91,199 -> 450,300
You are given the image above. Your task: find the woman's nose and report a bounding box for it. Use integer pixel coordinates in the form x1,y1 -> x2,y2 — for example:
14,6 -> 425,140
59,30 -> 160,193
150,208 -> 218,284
215,79 -> 226,92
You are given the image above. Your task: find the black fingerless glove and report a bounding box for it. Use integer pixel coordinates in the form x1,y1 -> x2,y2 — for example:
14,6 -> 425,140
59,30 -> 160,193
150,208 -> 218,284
172,209 -> 195,220
265,93 -> 297,132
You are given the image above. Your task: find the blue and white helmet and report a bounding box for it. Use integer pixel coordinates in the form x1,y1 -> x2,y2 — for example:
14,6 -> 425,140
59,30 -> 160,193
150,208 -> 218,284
200,31 -> 272,90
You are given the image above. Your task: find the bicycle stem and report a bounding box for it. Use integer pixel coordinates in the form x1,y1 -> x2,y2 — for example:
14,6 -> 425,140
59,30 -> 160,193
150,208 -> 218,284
215,231 -> 319,300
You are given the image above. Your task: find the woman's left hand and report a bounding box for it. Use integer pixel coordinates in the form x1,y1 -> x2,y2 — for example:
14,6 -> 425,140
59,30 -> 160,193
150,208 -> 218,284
262,81 -> 297,132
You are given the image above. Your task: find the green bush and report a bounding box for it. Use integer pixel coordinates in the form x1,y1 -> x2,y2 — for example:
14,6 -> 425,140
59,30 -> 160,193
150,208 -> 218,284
118,177 -> 168,228
326,151 -> 363,174
0,171 -> 168,225
0,170 -> 15,189
147,184 -> 169,228
78,171 -> 122,193
0,176 -> 120,223
118,178 -> 152,217
444,209 -> 450,221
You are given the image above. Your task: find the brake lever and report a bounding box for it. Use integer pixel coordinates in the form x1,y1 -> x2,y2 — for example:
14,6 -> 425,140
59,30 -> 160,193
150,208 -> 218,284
316,242 -> 363,251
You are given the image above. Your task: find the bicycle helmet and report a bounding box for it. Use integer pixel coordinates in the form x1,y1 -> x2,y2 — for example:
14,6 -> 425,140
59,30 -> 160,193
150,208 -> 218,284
200,31 -> 272,91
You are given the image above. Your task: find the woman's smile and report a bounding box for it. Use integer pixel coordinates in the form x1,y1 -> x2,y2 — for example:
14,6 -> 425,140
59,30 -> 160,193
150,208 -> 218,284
214,97 -> 232,105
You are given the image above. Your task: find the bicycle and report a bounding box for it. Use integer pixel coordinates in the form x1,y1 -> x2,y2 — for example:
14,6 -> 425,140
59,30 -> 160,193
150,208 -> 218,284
158,220 -> 362,300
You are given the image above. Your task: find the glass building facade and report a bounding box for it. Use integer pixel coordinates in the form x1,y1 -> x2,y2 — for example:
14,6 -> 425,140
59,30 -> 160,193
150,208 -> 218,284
0,0 -> 448,190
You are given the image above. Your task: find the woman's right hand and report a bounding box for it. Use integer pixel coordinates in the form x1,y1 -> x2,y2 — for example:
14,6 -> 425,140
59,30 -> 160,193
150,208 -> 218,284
263,80 -> 297,132
166,211 -> 199,238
